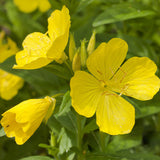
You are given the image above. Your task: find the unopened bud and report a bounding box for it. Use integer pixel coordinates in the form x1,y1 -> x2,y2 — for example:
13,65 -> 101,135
72,48 -> 81,72
69,33 -> 76,62
55,52 -> 68,64
50,131 -> 56,147
80,39 -> 87,67
87,30 -> 96,55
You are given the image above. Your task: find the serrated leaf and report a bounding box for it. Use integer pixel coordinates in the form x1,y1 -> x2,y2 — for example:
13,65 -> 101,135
58,128 -> 73,154
93,3 -> 155,26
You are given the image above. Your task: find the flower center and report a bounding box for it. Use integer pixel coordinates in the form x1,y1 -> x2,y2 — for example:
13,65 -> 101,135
100,80 -> 108,88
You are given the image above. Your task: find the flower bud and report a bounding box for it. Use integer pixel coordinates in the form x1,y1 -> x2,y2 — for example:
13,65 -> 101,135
69,33 -> 76,62
87,30 -> 96,55
80,39 -> 87,67
72,48 -> 81,72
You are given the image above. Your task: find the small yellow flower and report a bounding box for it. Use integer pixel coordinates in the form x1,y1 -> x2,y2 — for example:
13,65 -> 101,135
70,38 -> 160,135
1,96 -> 56,145
13,6 -> 70,69
0,69 -> 24,100
0,31 -> 19,63
14,0 -> 51,13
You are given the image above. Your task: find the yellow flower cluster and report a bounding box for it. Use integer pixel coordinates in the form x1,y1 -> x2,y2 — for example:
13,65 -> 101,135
0,6 -> 160,146
14,0 -> 51,13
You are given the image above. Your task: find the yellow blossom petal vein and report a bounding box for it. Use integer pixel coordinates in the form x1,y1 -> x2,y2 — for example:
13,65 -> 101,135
1,96 -> 56,145
13,6 -> 70,70
70,38 -> 160,135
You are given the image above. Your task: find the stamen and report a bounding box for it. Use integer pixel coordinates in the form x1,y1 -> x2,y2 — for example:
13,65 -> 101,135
119,67 -> 127,83
119,84 -> 129,96
97,70 -> 102,75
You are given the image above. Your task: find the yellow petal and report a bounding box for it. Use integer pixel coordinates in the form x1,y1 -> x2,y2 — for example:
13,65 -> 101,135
47,6 -> 70,60
0,69 -> 24,100
13,50 -> 52,69
0,38 -> 18,63
48,6 -> 70,41
1,96 -> 55,145
38,0 -> 51,12
14,0 -> 38,13
96,94 -> 135,135
110,57 -> 160,100
22,32 -> 51,55
87,38 -> 128,81
70,71 -> 102,117
14,32 -> 52,69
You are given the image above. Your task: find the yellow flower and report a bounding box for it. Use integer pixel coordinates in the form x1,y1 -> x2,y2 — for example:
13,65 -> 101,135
0,69 -> 24,100
13,6 -> 70,70
0,31 -> 19,63
70,38 -> 160,135
13,0 -> 51,13
1,96 -> 56,145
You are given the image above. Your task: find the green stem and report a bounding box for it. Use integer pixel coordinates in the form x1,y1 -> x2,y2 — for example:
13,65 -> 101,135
76,113 -> 84,160
99,131 -> 110,153
64,60 -> 74,75
100,131 -> 105,152
51,93 -> 64,98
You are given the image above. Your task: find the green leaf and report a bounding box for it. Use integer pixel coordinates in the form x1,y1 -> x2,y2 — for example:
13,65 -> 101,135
82,118 -> 98,134
106,123 -> 142,153
58,91 -> 71,115
57,128 -> 73,154
136,105 -> 160,119
93,3 -> 155,27
0,128 -> 5,137
119,34 -> 159,63
56,110 -> 77,133
45,62 -> 73,81
19,156 -> 54,160
86,151 -> 160,160
0,56 -> 68,96
5,1 -> 45,39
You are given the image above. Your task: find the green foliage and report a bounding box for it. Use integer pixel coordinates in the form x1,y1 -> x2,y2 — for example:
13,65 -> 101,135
0,0 -> 160,159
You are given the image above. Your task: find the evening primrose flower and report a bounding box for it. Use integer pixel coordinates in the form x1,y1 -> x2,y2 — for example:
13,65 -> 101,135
13,6 -> 70,69
0,69 -> 24,100
1,96 -> 56,145
70,38 -> 160,135
14,0 -> 51,13
0,31 -> 18,63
